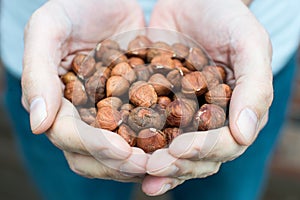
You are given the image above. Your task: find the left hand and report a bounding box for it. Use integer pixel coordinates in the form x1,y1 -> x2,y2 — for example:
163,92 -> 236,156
142,0 -> 273,196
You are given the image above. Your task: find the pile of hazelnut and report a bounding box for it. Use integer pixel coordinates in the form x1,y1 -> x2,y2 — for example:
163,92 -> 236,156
61,35 -> 233,153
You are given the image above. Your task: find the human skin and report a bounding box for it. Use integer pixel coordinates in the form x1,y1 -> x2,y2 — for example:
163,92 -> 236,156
22,0 -> 149,182
22,0 -> 272,195
142,0 -> 273,196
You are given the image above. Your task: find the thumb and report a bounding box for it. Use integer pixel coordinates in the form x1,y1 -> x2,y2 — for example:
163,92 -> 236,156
229,32 -> 273,146
21,2 -> 71,134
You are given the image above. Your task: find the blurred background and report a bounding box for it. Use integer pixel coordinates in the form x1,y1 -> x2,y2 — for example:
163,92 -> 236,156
0,52 -> 299,199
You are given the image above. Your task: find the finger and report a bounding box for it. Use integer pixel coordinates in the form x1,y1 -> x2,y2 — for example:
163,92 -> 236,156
64,151 -> 145,182
142,175 -> 184,196
22,2 -> 71,134
47,99 -> 132,162
228,21 -> 273,146
147,149 -> 221,179
169,127 -> 247,162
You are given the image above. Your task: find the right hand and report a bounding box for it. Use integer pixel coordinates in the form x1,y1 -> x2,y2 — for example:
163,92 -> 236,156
22,0 -> 148,182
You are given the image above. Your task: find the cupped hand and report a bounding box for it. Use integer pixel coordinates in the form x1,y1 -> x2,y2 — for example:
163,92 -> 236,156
22,0 -> 148,181
143,0 -> 273,195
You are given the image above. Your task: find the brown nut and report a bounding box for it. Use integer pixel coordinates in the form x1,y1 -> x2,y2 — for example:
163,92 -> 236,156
128,107 -> 165,132
61,71 -> 77,84
164,127 -> 182,144
64,79 -> 88,106
173,59 -> 190,75
127,35 -> 152,59
133,65 -> 151,81
120,103 -> 135,111
148,73 -> 174,96
120,109 -> 130,124
106,76 -> 130,97
172,43 -> 189,60
128,57 -> 145,68
166,69 -> 182,90
157,96 -> 172,109
117,124 -> 136,147
181,71 -> 207,97
72,54 -> 96,79
95,39 -> 120,60
194,104 -> 226,131
150,55 -> 175,74
85,72 -> 107,103
136,128 -> 167,153
111,62 -> 136,83
120,103 -> 135,124
203,65 -> 226,85
101,49 -> 128,68
94,64 -> 111,79
202,66 -> 222,89
185,47 -> 208,71
147,41 -> 173,61
78,107 -> 97,125
97,97 -> 123,110
205,84 -> 232,107
96,106 -> 122,131
166,98 -> 197,127
129,81 -> 157,107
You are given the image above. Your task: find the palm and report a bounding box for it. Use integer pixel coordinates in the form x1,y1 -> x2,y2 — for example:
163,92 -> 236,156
48,0 -> 144,69
150,0 -> 268,68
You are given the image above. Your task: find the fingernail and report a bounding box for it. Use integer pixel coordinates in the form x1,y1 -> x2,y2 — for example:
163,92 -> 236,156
236,108 -> 258,144
155,184 -> 172,196
30,97 -> 47,132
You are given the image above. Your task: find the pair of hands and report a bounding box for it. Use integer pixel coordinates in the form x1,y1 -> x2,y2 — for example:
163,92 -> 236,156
21,0 -> 273,196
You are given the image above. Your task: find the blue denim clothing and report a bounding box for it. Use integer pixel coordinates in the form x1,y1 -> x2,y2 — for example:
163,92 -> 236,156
3,53 -> 297,200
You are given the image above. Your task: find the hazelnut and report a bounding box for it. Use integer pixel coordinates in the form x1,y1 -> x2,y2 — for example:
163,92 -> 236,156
119,103 -> 135,124
133,65 -> 151,81
64,79 -> 88,106
181,71 -> 207,97
78,107 -> 97,125
136,128 -> 167,153
120,109 -> 130,124
120,103 -> 135,111
147,41 -> 173,61
157,96 -> 172,109
101,49 -> 128,68
127,35 -> 152,59
96,97 -> 122,110
61,71 -> 77,84
111,62 -> 136,83
166,98 -> 197,127
106,76 -> 130,97
150,55 -> 175,74
202,66 -> 222,89
96,106 -> 122,131
164,127 -> 182,144
94,64 -> 111,79
166,70 -> 182,90
185,47 -> 208,71
72,54 -> 96,79
85,72 -> 107,103
194,104 -> 226,131
148,73 -> 174,96
173,59 -> 190,75
172,43 -> 189,60
203,65 -> 226,82
117,124 -> 136,147
205,84 -> 232,107
127,107 -> 165,132
129,81 -> 157,107
128,57 -> 145,68
95,39 -> 120,60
